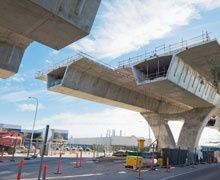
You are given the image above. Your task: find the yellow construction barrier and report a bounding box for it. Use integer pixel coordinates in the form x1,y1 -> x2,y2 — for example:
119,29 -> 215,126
125,156 -> 143,168
157,158 -> 163,167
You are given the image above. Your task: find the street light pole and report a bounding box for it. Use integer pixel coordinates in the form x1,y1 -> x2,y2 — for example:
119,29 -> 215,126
29,97 -> 39,148
25,97 -> 38,160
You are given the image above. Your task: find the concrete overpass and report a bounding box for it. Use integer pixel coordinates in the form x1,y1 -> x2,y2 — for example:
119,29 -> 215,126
36,34 -> 220,150
0,0 -> 100,78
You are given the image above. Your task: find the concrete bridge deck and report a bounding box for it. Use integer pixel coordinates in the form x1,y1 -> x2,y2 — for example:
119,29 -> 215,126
36,36 -> 220,150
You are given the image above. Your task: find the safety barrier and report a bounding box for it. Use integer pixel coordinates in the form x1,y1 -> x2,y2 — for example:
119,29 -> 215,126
137,158 -> 142,179
0,148 -> 4,162
42,163 -> 47,180
17,160 -> 24,180
54,153 -> 62,174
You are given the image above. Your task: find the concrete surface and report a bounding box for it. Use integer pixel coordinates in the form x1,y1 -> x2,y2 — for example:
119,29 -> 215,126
0,156 -> 219,180
0,26 -> 31,78
0,0 -> 100,78
37,39 -> 220,150
141,113 -> 176,149
47,58 -> 188,114
0,0 -> 100,49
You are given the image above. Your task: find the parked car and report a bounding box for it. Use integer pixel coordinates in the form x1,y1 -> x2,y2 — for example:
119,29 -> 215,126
112,150 -> 127,157
16,146 -> 28,153
85,147 -> 92,151
77,146 -> 83,151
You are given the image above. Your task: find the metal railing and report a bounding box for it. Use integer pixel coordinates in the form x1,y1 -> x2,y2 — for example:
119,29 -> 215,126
143,70 -> 168,81
35,54 -> 83,79
118,32 -> 212,67
35,52 -> 116,79
36,32 -> 212,80
48,79 -> 62,88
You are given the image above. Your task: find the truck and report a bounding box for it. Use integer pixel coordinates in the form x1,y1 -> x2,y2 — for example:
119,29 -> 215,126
0,131 -> 22,154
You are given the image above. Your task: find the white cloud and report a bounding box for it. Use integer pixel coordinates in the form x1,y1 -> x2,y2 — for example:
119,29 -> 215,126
70,0 -> 220,59
0,89 -> 47,102
45,59 -> 52,64
11,74 -> 25,82
0,90 -> 31,102
32,108 -> 152,138
17,103 -> 45,112
24,107 -> 220,145
51,50 -> 60,55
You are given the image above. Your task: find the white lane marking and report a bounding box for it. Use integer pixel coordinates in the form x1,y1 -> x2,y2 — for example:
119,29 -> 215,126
160,171 -> 197,180
0,171 -> 12,175
142,170 -> 149,172
118,171 -> 127,174
22,173 -> 103,180
160,164 -> 218,180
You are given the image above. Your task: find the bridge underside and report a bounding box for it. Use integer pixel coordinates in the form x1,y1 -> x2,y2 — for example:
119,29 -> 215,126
38,40 -> 220,150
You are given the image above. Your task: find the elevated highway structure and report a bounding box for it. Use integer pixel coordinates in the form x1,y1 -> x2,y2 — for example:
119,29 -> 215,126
36,34 -> 220,150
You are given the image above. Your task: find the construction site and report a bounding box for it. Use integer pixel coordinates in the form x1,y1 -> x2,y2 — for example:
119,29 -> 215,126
0,0 -> 220,180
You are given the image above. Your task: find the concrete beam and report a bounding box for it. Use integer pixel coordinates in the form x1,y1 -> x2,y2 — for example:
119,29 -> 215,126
0,0 -> 101,49
0,0 -> 100,78
47,62 -> 186,114
177,40 -> 220,83
141,113 -> 176,149
133,53 -> 220,108
0,27 -> 31,78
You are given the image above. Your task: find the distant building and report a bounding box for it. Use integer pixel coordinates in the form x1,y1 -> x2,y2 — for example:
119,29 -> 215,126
21,129 -> 44,143
21,128 -> 68,143
0,123 -> 21,132
68,135 -> 152,148
0,122 -> 68,146
49,129 -> 68,143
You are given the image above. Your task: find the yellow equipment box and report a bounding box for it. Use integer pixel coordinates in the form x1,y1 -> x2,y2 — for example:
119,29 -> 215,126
157,158 -> 163,167
125,156 -> 143,168
137,139 -> 145,151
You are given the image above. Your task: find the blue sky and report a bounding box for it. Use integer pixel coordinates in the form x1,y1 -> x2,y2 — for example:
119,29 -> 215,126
1,0 -> 220,144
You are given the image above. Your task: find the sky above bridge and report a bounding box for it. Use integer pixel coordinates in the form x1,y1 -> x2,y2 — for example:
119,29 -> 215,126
1,0 -> 220,144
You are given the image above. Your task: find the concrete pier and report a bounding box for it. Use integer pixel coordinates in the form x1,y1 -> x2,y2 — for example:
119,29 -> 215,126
141,113 -> 176,149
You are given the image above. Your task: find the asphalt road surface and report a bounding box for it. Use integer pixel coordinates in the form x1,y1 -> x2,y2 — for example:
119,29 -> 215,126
0,156 -> 220,180
161,163 -> 220,180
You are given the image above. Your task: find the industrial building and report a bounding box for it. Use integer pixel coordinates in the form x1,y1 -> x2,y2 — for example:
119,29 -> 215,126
68,135 -> 151,149
0,123 -> 68,145
0,123 -> 21,132
21,128 -> 68,144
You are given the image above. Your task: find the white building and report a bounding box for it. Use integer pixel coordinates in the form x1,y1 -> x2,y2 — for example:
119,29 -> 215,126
68,135 -> 151,147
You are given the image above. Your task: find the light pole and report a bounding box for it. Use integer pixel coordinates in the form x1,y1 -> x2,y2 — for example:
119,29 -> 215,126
25,97 -> 38,160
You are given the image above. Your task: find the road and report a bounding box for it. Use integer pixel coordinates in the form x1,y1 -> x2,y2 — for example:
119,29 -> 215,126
0,156 -> 220,179
162,163 -> 220,180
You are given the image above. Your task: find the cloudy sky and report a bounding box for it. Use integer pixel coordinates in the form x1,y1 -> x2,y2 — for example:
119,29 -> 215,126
1,0 -> 220,145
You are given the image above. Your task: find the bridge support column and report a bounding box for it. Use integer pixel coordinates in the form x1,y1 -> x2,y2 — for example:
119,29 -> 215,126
0,27 -> 31,78
141,113 -> 176,150
177,108 -> 216,150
